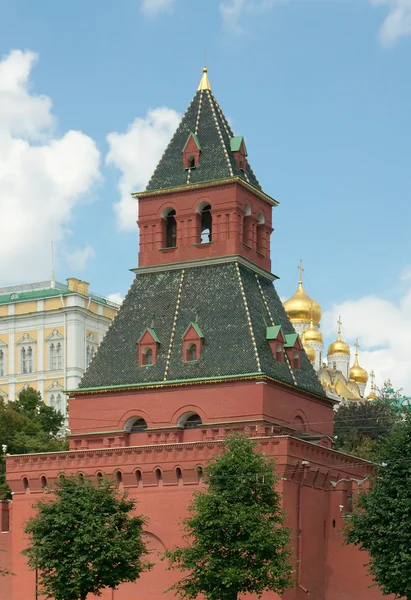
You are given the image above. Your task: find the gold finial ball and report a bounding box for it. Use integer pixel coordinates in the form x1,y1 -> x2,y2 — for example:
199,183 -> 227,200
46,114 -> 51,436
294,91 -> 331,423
203,67 -> 208,73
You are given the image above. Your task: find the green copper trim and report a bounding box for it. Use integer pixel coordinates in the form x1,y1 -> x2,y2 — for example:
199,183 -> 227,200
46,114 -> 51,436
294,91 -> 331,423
182,322 -> 204,339
67,372 -> 264,395
183,132 -> 201,151
134,177 -> 278,207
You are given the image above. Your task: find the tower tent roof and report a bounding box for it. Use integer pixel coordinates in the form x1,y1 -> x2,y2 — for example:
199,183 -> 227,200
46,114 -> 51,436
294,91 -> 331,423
145,69 -> 262,193
77,262 -> 326,399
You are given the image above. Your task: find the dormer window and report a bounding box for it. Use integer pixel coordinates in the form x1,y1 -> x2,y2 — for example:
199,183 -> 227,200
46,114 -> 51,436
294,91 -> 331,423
266,326 -> 285,362
138,328 -> 160,366
182,323 -> 204,362
182,132 -> 201,169
284,333 -> 303,370
230,136 -> 247,171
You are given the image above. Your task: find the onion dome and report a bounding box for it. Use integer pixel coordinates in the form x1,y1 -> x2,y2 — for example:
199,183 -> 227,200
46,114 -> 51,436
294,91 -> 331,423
328,317 -> 350,356
303,318 -> 323,344
283,261 -> 322,325
301,332 -> 316,363
349,340 -> 368,385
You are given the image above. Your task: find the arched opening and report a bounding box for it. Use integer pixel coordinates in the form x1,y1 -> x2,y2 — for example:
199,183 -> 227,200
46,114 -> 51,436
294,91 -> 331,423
166,209 -> 177,248
116,471 -> 123,485
78,473 -> 84,481
176,467 -> 183,483
96,472 -> 103,481
186,344 -> 197,362
256,213 -> 265,254
142,348 -> 153,366
293,351 -> 301,370
155,468 -> 162,484
188,155 -> 196,169
293,415 -> 305,433
242,204 -> 252,246
40,476 -> 47,489
130,417 -> 148,433
199,204 -> 212,244
197,466 -> 204,482
276,344 -> 283,362
23,477 -> 29,492
135,470 -> 143,486
59,473 -> 65,481
182,413 -> 202,429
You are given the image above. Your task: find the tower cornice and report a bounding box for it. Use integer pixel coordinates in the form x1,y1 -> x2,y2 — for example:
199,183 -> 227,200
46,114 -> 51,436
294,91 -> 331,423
134,177 -> 278,208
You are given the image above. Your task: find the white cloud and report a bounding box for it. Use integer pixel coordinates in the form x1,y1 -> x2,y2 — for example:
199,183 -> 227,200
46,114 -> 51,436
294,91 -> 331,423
106,107 -> 180,231
107,292 -> 124,306
0,50 -> 100,283
140,0 -> 175,16
371,0 -> 411,45
322,276 -> 411,395
219,0 -> 279,33
65,245 -> 95,272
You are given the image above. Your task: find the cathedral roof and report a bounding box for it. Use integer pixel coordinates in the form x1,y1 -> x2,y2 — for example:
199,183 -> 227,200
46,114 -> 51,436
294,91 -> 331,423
78,262 -> 326,398
145,69 -> 262,193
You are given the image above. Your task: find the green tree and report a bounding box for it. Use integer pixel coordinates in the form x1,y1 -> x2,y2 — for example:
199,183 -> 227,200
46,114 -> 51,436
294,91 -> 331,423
344,412 -> 411,599
0,387 -> 68,499
165,434 -> 293,600
333,383 -> 404,460
23,475 -> 152,600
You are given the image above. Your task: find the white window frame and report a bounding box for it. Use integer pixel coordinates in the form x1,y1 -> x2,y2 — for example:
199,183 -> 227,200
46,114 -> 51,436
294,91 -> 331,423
45,330 -> 64,372
17,334 -> 37,375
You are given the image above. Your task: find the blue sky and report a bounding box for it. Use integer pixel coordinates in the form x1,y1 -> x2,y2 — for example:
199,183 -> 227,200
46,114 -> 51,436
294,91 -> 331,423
1,0 -> 410,391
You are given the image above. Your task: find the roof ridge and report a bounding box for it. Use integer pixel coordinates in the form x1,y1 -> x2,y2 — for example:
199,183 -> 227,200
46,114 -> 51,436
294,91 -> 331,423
163,269 -> 185,381
235,262 -> 262,374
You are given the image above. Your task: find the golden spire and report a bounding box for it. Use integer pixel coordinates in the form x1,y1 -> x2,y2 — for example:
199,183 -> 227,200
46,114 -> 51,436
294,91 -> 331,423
198,67 -> 211,91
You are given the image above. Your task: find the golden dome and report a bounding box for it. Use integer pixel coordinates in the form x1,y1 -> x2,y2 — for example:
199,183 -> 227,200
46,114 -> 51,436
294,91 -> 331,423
303,319 -> 323,344
349,341 -> 368,385
283,278 -> 322,325
328,317 -> 350,356
301,332 -> 316,363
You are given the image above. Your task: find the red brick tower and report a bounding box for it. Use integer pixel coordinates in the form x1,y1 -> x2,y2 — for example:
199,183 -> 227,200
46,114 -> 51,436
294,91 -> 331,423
4,69 -> 387,600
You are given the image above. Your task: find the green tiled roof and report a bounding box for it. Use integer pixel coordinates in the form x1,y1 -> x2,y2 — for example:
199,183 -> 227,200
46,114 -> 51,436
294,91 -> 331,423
284,333 -> 299,348
78,262 -> 326,398
230,136 -> 246,153
0,287 -> 71,305
266,325 -> 282,340
145,89 -> 261,192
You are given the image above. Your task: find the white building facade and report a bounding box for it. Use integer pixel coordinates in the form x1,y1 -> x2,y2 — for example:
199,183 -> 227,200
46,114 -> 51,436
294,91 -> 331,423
0,278 -> 119,415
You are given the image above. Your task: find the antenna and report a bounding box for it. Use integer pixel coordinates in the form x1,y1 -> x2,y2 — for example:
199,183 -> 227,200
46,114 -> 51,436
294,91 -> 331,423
51,241 -> 55,289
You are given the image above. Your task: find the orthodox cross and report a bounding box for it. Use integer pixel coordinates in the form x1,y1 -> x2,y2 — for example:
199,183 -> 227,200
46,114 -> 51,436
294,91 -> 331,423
354,338 -> 360,355
370,370 -> 375,389
337,316 -> 342,334
298,259 -> 304,283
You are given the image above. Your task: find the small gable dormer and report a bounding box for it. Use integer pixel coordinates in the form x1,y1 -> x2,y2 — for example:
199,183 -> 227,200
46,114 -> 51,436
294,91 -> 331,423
266,326 -> 285,362
138,328 -> 160,366
230,136 -> 247,171
284,333 -> 303,370
182,323 -> 204,362
182,132 -> 201,169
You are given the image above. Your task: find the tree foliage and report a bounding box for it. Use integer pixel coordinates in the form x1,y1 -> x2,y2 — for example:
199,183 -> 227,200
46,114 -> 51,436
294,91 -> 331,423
23,475 -> 152,600
334,382 -> 405,460
0,387 -> 67,498
165,434 -> 293,600
344,412 -> 411,599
